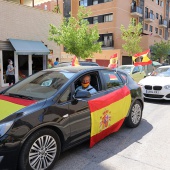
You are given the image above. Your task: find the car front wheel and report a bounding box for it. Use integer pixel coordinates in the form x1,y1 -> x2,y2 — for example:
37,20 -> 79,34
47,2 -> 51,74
125,100 -> 142,128
19,128 -> 61,170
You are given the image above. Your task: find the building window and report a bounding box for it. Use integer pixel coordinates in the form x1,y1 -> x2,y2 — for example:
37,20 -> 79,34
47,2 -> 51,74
159,29 -> 162,35
156,13 -> 159,19
144,23 -> 148,30
80,0 -> 87,6
156,0 -> 159,5
104,0 -> 112,2
155,27 -> 158,34
93,16 -> 98,24
149,25 -> 153,32
103,35 -> 113,47
99,33 -> 113,48
93,0 -> 98,5
104,14 -> 113,22
160,1 -> 163,7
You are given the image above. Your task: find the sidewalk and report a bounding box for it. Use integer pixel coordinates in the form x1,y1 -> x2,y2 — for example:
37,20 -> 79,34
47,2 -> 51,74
0,86 -> 8,92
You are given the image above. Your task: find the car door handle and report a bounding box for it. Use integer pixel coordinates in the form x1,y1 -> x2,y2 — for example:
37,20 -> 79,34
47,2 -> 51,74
63,114 -> 69,118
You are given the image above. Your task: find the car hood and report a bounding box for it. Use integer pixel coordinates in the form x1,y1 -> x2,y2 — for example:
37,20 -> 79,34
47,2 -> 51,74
139,76 -> 170,85
0,95 -> 46,122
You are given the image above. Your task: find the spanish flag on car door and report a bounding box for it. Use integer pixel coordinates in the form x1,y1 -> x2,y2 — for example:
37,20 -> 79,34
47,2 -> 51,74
132,49 -> 152,66
71,56 -> 80,66
88,86 -> 131,148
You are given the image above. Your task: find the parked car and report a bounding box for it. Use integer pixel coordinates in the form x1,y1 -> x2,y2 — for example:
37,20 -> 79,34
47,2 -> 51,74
138,65 -> 170,100
56,61 -> 99,67
118,65 -> 146,82
0,66 -> 144,170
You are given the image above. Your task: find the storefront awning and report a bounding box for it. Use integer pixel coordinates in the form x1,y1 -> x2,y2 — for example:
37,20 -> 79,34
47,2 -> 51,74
9,39 -> 50,55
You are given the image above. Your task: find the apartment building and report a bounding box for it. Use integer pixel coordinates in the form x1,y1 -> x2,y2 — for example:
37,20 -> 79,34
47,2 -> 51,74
60,0 -> 170,66
16,0 -> 170,66
0,0 -> 61,87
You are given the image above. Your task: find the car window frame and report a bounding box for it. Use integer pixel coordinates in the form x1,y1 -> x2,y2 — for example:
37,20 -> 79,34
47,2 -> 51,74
100,70 -> 124,91
73,71 -> 102,96
57,86 -> 72,104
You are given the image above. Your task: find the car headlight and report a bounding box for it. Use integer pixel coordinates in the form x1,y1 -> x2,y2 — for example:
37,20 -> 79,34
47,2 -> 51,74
0,121 -> 13,137
164,85 -> 170,90
138,83 -> 144,87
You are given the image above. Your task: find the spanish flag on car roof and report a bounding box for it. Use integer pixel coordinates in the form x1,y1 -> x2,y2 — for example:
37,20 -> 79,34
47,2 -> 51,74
71,56 -> 80,66
132,49 -> 152,66
108,53 -> 118,69
88,86 -> 131,147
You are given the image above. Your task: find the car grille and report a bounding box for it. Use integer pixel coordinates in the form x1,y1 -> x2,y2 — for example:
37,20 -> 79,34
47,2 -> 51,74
153,86 -> 162,90
144,85 -> 162,90
144,94 -> 164,98
144,85 -> 152,90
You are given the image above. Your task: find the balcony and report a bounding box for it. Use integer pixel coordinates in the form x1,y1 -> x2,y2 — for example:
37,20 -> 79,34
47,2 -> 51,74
145,13 -> 155,23
130,6 -> 143,17
159,19 -> 168,28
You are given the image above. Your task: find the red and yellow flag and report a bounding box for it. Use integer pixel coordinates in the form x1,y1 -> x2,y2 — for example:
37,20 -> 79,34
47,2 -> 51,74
133,49 -> 152,66
0,95 -> 36,121
108,53 -> 118,69
71,56 -> 80,66
88,86 -> 131,148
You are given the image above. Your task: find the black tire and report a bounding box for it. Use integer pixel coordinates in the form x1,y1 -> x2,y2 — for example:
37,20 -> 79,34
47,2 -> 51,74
18,128 -> 61,170
125,100 -> 142,128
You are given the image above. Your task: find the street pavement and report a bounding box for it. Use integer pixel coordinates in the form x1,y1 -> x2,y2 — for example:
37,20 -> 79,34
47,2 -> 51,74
53,99 -> 170,170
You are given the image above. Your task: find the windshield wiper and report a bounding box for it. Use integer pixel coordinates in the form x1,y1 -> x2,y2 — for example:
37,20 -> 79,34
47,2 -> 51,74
8,93 -> 34,100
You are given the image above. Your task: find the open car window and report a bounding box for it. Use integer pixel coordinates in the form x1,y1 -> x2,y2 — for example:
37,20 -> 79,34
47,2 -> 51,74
74,72 -> 101,94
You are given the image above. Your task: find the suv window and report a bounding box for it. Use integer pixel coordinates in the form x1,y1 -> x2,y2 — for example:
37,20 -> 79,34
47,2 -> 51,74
101,70 -> 124,89
133,66 -> 140,73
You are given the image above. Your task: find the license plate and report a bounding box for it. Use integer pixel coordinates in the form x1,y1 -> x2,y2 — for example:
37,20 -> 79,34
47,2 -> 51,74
146,90 -> 159,94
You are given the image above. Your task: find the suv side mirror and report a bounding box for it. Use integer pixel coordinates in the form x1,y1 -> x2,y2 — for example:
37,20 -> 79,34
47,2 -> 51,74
75,90 -> 91,98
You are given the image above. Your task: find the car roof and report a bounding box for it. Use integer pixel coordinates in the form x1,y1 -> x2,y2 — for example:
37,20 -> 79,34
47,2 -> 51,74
158,65 -> 170,68
45,66 -> 105,73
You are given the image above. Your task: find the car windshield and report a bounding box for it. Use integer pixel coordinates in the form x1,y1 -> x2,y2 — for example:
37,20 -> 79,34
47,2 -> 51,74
3,71 -> 75,100
118,66 -> 132,74
151,67 -> 170,77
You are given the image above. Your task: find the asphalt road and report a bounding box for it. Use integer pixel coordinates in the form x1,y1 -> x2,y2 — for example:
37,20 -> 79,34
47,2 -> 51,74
53,99 -> 170,170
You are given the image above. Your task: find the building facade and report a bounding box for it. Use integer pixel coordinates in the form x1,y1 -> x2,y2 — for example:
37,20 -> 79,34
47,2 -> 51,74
11,0 -> 170,66
0,0 -> 61,87
61,0 -> 170,66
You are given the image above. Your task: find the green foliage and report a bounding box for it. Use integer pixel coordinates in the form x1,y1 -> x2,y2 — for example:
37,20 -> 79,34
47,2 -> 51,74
52,5 -> 61,13
49,6 -> 102,59
120,18 -> 143,56
150,40 -> 170,61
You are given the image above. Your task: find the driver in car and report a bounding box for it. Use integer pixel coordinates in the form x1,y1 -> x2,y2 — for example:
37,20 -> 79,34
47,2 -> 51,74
76,74 -> 97,94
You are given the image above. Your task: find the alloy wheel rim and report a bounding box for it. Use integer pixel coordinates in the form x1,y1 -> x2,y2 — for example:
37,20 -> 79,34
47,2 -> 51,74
29,135 -> 57,170
131,104 -> 141,124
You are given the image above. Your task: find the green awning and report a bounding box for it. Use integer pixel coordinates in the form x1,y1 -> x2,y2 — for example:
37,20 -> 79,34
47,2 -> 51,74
9,39 -> 50,55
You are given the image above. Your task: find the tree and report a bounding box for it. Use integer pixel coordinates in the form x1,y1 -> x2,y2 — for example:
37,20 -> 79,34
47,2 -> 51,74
120,18 -> 143,56
150,40 -> 170,62
49,6 -> 102,59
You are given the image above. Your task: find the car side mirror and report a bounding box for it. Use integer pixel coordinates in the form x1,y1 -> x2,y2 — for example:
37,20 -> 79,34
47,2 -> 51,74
74,90 -> 91,99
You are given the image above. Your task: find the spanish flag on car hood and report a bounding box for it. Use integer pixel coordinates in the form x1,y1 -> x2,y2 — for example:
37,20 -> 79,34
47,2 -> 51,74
108,53 -> 118,69
133,49 -> 152,66
71,56 -> 80,66
88,86 -> 131,148
0,95 -> 36,121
